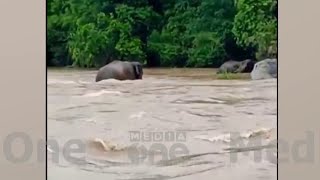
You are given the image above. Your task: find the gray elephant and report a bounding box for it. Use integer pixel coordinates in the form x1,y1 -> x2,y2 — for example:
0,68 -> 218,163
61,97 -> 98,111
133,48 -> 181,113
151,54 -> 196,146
95,60 -> 143,82
217,60 -> 240,74
234,59 -> 256,73
217,59 -> 255,74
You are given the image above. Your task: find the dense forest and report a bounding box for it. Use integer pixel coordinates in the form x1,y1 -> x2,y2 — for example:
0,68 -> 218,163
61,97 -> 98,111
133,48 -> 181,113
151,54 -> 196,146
47,0 -> 277,68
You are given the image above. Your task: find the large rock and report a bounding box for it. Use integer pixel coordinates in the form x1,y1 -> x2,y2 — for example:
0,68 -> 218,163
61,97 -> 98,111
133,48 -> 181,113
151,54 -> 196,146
250,58 -> 277,80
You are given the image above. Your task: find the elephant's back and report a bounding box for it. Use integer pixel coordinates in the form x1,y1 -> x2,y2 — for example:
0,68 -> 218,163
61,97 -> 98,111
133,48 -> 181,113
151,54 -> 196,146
218,60 -> 239,73
222,60 -> 238,68
95,62 -> 130,81
96,64 -> 121,82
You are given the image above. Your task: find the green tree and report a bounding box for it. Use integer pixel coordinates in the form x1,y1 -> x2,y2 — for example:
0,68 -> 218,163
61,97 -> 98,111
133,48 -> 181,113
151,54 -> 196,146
47,0 -> 277,68
232,0 -> 277,60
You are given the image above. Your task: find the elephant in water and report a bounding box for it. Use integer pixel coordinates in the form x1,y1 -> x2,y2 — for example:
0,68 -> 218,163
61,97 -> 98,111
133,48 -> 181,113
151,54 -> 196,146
217,59 -> 255,74
234,59 -> 255,73
95,60 -> 143,82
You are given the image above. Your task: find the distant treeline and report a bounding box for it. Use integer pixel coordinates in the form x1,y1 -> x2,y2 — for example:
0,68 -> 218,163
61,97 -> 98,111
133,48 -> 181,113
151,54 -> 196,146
47,0 -> 277,68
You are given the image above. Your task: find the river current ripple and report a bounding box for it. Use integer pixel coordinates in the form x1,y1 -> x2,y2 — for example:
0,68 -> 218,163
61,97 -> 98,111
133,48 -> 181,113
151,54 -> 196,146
48,68 -> 277,180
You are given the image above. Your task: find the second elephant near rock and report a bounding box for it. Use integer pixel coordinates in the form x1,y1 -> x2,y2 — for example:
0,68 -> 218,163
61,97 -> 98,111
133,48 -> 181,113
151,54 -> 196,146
217,59 -> 256,74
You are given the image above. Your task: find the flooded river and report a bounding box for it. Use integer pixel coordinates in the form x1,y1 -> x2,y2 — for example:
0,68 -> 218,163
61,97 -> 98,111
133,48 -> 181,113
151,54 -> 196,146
48,68 -> 277,180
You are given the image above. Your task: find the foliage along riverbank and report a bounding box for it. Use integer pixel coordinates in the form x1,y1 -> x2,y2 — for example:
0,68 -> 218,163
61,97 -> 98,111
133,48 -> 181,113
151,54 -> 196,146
47,0 -> 277,68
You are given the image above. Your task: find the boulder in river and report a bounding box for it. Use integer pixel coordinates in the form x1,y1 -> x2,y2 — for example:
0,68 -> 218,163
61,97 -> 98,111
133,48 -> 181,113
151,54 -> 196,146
250,58 -> 277,80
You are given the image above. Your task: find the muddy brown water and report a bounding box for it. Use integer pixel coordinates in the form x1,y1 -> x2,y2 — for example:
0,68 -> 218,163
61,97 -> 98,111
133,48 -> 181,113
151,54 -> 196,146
48,68 -> 277,180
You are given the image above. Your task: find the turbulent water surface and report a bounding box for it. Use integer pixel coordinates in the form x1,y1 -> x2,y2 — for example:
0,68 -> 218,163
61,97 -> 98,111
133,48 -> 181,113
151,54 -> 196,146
48,68 -> 277,180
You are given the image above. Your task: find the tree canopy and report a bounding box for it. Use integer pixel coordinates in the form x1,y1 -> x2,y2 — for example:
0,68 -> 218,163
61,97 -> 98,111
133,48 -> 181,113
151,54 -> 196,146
47,0 -> 277,68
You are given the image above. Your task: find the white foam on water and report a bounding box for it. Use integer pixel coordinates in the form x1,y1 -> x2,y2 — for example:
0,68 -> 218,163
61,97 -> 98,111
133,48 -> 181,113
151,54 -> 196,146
77,80 -> 93,84
89,138 -> 126,151
96,79 -> 137,84
195,133 -> 232,143
48,79 -> 77,85
83,118 -> 97,123
194,128 -> 274,143
82,90 -> 123,97
47,146 -> 55,153
129,111 -> 147,120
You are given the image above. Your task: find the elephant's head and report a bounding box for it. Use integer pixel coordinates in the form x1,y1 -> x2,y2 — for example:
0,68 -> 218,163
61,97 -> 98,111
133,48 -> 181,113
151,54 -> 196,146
235,59 -> 255,73
131,62 -> 143,79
